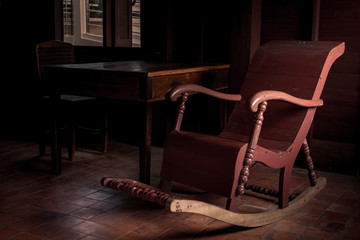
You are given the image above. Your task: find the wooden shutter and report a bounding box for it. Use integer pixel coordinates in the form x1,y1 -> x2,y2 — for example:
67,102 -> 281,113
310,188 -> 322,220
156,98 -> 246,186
104,0 -> 132,47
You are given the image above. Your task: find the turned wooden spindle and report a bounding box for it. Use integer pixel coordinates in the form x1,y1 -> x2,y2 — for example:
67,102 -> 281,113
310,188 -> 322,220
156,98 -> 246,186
237,101 -> 268,195
237,148 -> 255,195
101,178 -> 171,206
302,139 -> 317,186
174,93 -> 189,131
245,183 -> 298,201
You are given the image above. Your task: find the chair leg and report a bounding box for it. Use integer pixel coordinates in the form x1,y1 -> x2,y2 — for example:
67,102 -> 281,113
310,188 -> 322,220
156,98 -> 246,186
102,112 -> 108,153
226,196 -> 241,212
302,139 -> 317,186
39,139 -> 46,156
39,108 -> 47,156
279,166 -> 292,208
39,127 -> 46,156
68,122 -> 76,161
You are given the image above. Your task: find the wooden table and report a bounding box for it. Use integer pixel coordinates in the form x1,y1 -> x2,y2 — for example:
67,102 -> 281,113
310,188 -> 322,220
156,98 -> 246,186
45,61 -> 230,183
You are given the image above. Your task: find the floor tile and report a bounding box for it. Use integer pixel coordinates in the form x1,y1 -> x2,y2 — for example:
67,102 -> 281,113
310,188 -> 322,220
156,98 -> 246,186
7,232 -> 45,240
49,229 -> 86,240
29,223 -> 68,238
0,227 -> 20,239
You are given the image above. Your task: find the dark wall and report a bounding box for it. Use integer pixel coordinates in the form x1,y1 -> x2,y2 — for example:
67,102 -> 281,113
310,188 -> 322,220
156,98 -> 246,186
0,0 -> 56,139
261,0 -> 313,43
313,0 -> 360,174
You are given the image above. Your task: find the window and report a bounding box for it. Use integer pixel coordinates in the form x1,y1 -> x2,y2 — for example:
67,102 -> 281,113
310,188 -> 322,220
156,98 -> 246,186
63,0 -> 73,36
132,0 -> 141,47
63,0 -> 141,47
85,0 -> 103,37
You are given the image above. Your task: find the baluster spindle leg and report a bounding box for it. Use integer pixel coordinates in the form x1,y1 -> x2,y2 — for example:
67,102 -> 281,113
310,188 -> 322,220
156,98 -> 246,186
174,93 -> 189,131
237,101 -> 268,195
302,139 -> 317,186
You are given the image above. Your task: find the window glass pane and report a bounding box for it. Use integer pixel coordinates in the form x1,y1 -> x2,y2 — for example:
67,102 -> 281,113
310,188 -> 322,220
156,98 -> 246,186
132,0 -> 141,47
63,0 -> 73,36
86,0 -> 103,36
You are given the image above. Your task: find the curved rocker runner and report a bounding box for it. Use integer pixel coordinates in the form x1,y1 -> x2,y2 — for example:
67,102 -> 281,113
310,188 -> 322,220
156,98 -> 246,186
101,177 -> 326,227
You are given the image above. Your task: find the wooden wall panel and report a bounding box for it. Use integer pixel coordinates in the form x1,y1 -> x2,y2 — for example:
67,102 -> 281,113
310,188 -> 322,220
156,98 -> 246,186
312,0 -> 360,174
141,0 -> 168,57
261,0 -> 313,44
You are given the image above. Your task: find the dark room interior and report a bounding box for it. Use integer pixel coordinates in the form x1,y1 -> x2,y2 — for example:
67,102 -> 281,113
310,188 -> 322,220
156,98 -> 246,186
0,0 -> 359,239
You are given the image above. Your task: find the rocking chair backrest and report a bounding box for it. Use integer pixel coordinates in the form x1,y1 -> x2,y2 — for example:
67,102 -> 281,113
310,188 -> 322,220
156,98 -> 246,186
221,41 -> 345,151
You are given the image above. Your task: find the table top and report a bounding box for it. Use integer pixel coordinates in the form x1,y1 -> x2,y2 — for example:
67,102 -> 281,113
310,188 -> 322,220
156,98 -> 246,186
45,60 -> 230,102
46,60 -> 230,77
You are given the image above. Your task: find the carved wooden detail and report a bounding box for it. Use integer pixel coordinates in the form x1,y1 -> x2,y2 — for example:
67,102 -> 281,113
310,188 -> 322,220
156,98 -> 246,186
174,93 -> 188,131
302,139 -> 317,186
237,101 -> 268,195
101,178 -> 171,206
245,183 -> 298,201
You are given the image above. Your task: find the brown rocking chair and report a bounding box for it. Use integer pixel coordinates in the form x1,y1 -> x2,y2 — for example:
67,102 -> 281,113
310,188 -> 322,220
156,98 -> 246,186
101,41 -> 345,227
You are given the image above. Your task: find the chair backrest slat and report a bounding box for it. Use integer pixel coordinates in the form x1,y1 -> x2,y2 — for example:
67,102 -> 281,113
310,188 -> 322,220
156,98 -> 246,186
221,41 -> 345,151
36,40 -> 75,80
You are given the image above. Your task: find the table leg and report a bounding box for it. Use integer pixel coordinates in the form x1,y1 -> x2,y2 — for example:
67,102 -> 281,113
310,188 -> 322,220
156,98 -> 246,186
50,94 -> 62,174
139,102 -> 152,184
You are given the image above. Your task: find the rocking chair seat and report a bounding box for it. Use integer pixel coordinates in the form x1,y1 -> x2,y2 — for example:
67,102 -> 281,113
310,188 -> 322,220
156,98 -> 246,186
162,131 -> 247,197
162,129 -> 291,199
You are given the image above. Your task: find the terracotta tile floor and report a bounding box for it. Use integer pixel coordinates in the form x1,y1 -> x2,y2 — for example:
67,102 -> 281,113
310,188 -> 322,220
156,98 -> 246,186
0,139 -> 359,240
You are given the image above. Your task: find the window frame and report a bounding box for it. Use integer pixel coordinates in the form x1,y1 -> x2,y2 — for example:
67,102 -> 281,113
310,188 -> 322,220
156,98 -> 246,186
104,0 -> 132,47
63,0 -> 103,46
84,0 -> 104,42
58,0 -> 140,47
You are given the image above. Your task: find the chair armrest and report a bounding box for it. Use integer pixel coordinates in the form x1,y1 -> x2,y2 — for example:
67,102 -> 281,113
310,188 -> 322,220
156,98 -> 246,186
169,84 -> 241,102
169,84 -> 241,131
248,90 -> 323,112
